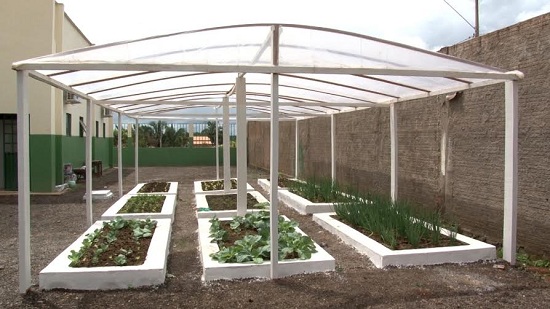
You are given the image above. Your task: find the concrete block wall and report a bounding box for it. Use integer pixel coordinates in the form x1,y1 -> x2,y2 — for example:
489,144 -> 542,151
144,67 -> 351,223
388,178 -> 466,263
247,13 -> 550,255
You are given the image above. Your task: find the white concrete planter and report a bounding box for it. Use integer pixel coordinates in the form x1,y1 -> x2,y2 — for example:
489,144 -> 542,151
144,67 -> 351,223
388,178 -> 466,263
257,178 -> 277,191
194,178 -> 254,195
128,182 -> 178,195
257,178 -> 303,191
313,213 -> 496,268
195,191 -> 269,218
39,218 -> 172,290
198,216 -> 335,281
278,189 -> 335,215
101,194 -> 177,222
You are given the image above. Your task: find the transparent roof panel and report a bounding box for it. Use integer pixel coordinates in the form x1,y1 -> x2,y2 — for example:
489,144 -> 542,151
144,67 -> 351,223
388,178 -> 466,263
15,24 -> 518,119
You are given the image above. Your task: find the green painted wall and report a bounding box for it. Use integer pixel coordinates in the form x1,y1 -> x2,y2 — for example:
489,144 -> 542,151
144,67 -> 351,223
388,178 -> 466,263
28,134 -> 114,192
114,147 -> 236,167
93,137 -> 114,168
29,135 -> 56,192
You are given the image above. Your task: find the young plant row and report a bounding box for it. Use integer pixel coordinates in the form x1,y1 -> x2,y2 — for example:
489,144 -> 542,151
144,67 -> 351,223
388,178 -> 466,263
118,194 -> 166,213
68,217 -> 157,267
335,193 -> 458,249
287,177 -> 351,203
138,181 -> 170,193
209,211 -> 317,264
201,179 -> 238,191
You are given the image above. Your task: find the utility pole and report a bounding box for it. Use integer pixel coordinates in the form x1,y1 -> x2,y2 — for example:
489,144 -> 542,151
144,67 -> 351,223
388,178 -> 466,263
474,0 -> 479,37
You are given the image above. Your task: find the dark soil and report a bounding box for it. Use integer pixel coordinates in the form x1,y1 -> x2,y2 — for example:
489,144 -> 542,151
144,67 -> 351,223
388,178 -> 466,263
2,166 -> 550,308
138,181 -> 170,193
201,179 -> 238,191
118,195 -> 165,213
71,221 -> 155,268
205,193 -> 259,210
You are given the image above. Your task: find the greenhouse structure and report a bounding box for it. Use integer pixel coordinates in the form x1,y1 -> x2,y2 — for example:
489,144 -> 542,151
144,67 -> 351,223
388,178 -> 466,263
12,24 -> 522,293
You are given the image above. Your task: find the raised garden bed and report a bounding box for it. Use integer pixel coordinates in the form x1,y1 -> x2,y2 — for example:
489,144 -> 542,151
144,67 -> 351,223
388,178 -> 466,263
198,212 -> 334,281
195,191 -> 269,218
313,212 -> 495,268
277,189 -> 337,215
101,194 -> 177,222
39,218 -> 172,290
257,177 -> 299,191
194,178 -> 254,195
128,181 -> 178,195
259,178 -> 348,215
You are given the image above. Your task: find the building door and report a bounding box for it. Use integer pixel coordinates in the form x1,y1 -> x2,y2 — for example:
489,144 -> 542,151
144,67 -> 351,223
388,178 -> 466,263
2,115 -> 17,190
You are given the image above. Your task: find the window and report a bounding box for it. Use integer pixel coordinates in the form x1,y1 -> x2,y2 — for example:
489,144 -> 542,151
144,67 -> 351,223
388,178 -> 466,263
103,123 -> 106,138
66,113 -> 72,136
95,121 -> 99,137
79,117 -> 84,137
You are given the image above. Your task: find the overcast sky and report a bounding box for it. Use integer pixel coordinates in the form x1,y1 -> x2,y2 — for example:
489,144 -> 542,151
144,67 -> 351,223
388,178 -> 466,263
58,0 -> 550,50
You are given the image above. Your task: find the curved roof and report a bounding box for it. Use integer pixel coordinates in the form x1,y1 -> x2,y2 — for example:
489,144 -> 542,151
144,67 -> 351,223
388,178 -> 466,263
12,24 -> 522,119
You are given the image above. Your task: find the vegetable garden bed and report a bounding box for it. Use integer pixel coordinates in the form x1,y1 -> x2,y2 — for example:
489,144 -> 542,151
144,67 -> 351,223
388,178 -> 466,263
101,194 -> 177,222
277,189 -> 337,215
195,191 -> 269,218
194,178 -> 254,195
128,181 -> 178,195
39,218 -> 172,290
198,212 -> 334,281
313,212 -> 495,268
257,177 -> 300,191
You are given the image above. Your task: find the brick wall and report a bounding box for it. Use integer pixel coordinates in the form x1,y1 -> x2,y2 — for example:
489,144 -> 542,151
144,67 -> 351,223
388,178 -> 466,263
247,120 -> 295,176
248,13 -> 550,255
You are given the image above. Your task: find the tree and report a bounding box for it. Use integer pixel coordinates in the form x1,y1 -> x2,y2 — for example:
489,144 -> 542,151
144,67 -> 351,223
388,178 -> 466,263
201,121 -> 223,145
148,120 -> 168,147
113,126 -> 128,147
174,128 -> 189,147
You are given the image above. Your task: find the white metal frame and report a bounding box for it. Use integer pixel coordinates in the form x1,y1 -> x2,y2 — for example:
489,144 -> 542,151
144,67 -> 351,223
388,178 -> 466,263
13,23 -> 522,292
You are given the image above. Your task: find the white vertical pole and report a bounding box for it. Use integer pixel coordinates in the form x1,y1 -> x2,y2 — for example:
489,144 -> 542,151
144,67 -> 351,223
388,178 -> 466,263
134,118 -> 139,184
331,114 -> 336,182
215,108 -> 220,180
295,118 -> 299,179
17,70 -> 31,293
223,96 -> 231,192
117,113 -> 123,197
390,103 -> 398,202
503,80 -> 518,265
85,99 -> 93,226
270,24 -> 280,279
236,77 -> 247,216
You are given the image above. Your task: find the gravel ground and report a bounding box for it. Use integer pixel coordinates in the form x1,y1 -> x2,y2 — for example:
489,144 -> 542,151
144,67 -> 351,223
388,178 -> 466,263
0,166 -> 549,308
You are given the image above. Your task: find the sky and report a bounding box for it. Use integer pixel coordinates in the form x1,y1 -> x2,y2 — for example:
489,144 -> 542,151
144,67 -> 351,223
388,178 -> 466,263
57,0 -> 550,51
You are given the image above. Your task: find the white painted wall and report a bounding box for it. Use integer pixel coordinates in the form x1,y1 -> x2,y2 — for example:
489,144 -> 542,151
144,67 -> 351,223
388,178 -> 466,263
0,0 -> 56,134
0,1 -> 112,137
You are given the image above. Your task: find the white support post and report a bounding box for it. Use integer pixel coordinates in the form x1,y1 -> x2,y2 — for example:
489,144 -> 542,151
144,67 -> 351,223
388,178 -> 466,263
85,99 -> 93,226
134,118 -> 139,184
236,77 -> 247,216
331,114 -> 336,182
17,70 -> 31,293
117,113 -> 123,197
270,24 -> 280,279
295,118 -> 299,179
223,96 -> 231,192
215,109 -> 220,180
503,80 -> 518,265
390,103 -> 398,202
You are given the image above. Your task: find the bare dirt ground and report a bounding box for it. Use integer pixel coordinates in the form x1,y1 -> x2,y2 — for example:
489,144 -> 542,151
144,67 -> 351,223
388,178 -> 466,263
1,166 -> 549,308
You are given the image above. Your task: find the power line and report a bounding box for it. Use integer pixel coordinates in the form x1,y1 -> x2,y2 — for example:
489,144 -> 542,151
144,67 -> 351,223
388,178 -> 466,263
442,0 -> 476,30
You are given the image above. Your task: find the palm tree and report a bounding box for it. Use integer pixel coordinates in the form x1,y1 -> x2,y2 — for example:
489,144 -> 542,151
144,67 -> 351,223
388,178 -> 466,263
148,121 -> 168,147
201,121 -> 223,145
